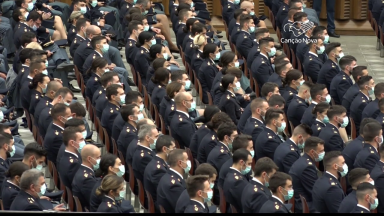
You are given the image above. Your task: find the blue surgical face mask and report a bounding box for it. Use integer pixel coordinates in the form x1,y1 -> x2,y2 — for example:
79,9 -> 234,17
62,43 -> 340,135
214,52 -> 220,60
45,61 -> 49,67
142,10 -> 148,15
101,44 -> 109,52
92,158 -> 100,170
241,165 -> 251,175
340,116 -> 349,128
119,94 -> 126,105
277,122 -> 286,133
264,175 -> 270,187
210,182 -> 214,189
250,150 -> 255,158
283,188 -> 294,201
42,84 -> 47,93
234,0 -> 240,4
249,26 -> 255,33
268,47 -> 276,57
27,2 -> 34,11
314,151 -> 325,162
133,0 -> 137,3
135,113 -> 144,123
144,25 -> 149,31
203,190 -> 213,203
298,140 -> 305,150
115,165 -> 125,177
32,25 -> 37,31
163,53 -> 168,60
80,6 -> 87,14
317,45 -> 325,54
183,160 -> 192,173
249,11 -> 255,16
190,2 -> 194,8
370,196 -> 379,210
42,69 -> 48,75
91,0 -> 97,7
323,115 -> 329,124
139,104 -> 144,112
38,184 -> 47,197
369,86 -> 375,95
150,39 -> 156,47
34,157 -> 43,171
234,61 -> 240,68
149,137 -> 157,150
233,82 -> 241,92
184,80 -> 191,90
337,163 -> 348,177
324,35 -> 330,44
78,140 -> 86,153
116,190 -> 126,200
9,145 -> 16,157
188,101 -> 196,112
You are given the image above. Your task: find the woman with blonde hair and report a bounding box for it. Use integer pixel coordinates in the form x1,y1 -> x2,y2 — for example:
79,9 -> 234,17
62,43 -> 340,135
191,33 -> 207,74
96,174 -> 126,212
25,42 -> 43,50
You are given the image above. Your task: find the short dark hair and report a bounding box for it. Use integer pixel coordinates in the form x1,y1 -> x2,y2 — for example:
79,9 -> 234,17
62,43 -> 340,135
356,182 -> 376,200
120,104 -> 138,122
339,55 -> 357,70
255,28 -> 269,40
63,127 -> 82,146
195,163 -> 218,178
269,171 -> 292,193
239,14 -> 253,28
106,84 -> 123,100
155,135 -> 175,153
312,26 -> 326,37
325,42 -> 341,55
265,108 -> 284,125
268,95 -> 286,108
259,37 -> 275,48
374,82 -> 384,98
359,118 -> 378,135
0,124 -> 10,132
303,136 -> 324,153
54,87 -> 74,99
261,82 -> 278,98
69,102 -> 86,117
0,133 -> 12,149
100,72 -> 118,87
326,105 -> 346,120
217,123 -> 237,141
75,18 -> 88,32
20,32 -> 37,48
254,157 -> 279,177
232,148 -> 251,164
363,122 -> 382,142
348,168 -> 370,188
357,76 -> 372,90
23,142 -> 47,159
167,149 -> 185,167
232,134 -> 252,153
5,161 -> 30,179
171,70 -> 186,81
128,20 -> 143,34
206,112 -> 233,130
51,103 -> 69,120
186,175 -> 209,197
352,66 -> 368,81
64,118 -> 85,128
323,151 -> 342,168
19,48 -> 34,64
312,102 -> 330,115
310,83 -> 327,100
91,35 -> 106,49
275,61 -> 290,76
125,91 -> 142,105
293,12 -> 307,22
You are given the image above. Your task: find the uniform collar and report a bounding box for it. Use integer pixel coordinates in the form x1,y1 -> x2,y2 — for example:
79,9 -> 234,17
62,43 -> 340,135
219,141 -> 230,151
105,195 -> 115,202
176,110 -> 190,118
27,75 -> 33,80
289,138 -> 297,145
260,52 -> 269,60
76,34 -> 85,40
22,64 -> 29,67
191,199 -> 205,209
95,50 -> 103,57
252,117 -> 264,124
357,204 -> 370,212
170,168 -> 184,179
65,149 -> 79,158
81,164 -> 94,172
7,180 -> 20,189
272,195 -> 284,204
229,167 -> 241,174
241,30 -> 250,35
359,91 -> 370,101
226,90 -> 235,97
329,122 -> 339,129
53,123 -> 64,131
142,47 -> 149,52
252,177 -> 264,186
308,51 -> 318,57
137,142 -> 153,151
266,126 -> 278,135
315,119 -> 325,126
325,171 -> 338,180
311,101 -> 318,105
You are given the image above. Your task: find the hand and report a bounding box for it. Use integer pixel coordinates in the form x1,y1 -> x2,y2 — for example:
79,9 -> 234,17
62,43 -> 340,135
243,94 -> 250,101
103,11 -> 109,15
108,64 -> 116,70
169,60 -> 179,67
0,73 -> 6,79
0,101 -> 5,107
37,10 -> 43,14
54,78 -> 62,83
152,27 -> 161,34
192,12 -> 197,16
40,196 -> 51,201
97,1 -> 104,6
191,7 -> 195,12
46,50 -> 53,57
42,12 -> 51,20
216,65 -> 222,71
53,203 -> 66,211
270,56 -> 275,64
98,19 -> 105,27
155,34 -> 165,40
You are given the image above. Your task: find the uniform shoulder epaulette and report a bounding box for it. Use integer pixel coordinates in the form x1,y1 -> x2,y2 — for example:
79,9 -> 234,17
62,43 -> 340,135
194,205 -> 201,212
275,202 -> 281,209
329,177 -> 337,186
107,201 -> 116,208
28,197 -> 35,203
87,42 -> 90,46
306,158 -> 313,165
268,133 -> 273,139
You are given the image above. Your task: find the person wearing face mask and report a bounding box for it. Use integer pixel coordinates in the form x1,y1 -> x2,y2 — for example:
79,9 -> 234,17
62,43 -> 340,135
33,80 -> 63,122
259,171 -> 294,213
310,102 -> 330,137
243,98 -> 269,148
198,43 -> 220,104
330,56 -> 357,105
72,144 -> 101,211
91,154 -> 134,213
288,12 -> 312,52
94,73 -> 120,119
242,157 -> 278,213
235,14 -> 256,59
303,36 -> 325,83
281,8 -> 301,41
1,161 -> 30,210
132,124 -> 158,192
43,103 -> 72,166
69,17 -> 90,57
350,76 -> 375,133
363,83 -> 384,120
274,124 -> 312,173
370,142 -> 384,213
287,81 -> 312,128
317,42 -> 343,91
57,127 -> 84,190
191,32 -> 207,74
125,21 -> 144,65
268,61 -> 293,92
162,82 -> 189,129
151,68 -> 170,110
276,0 -> 302,30
85,57 -> 109,101
134,31 -> 157,83
255,108 -> 285,160
251,37 -> 276,92
312,151 -> 347,213
338,168 -> 374,213
21,142 -> 47,171
0,133 -> 16,193
9,169 -> 66,211
116,104 -> 142,155
289,136 -> 325,213
318,105 -> 347,152
183,175 -> 212,213
37,87 -> 73,138
351,182 -> 378,213
218,74 -> 243,124
354,122 -> 382,173
157,149 -> 190,213
95,174 -> 126,213
170,92 -> 198,149
101,84 -> 125,139
301,84 -> 329,127
223,148 -> 253,213
28,73 -> 50,118
222,0 -> 240,26
246,28 -> 270,69
143,135 -> 174,212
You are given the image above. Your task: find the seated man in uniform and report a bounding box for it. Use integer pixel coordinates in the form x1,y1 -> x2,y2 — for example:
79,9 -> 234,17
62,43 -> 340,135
72,144 -> 101,211
69,17 -> 90,57
317,42 -> 343,91
101,84 -> 125,137
350,182 -> 378,213
329,56 -> 356,105
0,133 -> 16,195
184,175 -> 212,213
21,142 -> 47,170
243,98 -> 269,149
116,104 -> 140,154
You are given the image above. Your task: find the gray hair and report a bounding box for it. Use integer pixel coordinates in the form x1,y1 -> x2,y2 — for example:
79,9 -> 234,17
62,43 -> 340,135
136,0 -> 149,6
138,124 -> 157,140
19,169 -> 44,190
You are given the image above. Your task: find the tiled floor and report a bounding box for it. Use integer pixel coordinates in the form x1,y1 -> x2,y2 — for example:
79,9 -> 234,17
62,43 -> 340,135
15,27 -> 380,212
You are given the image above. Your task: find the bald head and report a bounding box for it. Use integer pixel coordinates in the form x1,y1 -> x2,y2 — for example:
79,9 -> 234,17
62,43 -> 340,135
86,25 -> 101,37
138,118 -> 154,126
46,81 -> 63,99
81,144 -> 100,161
174,92 -> 192,105
240,1 -> 252,9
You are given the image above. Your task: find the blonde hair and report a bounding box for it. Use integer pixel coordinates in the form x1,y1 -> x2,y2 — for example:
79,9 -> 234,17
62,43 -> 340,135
69,11 -> 83,23
26,42 -> 43,50
95,174 -> 124,196
193,33 -> 206,47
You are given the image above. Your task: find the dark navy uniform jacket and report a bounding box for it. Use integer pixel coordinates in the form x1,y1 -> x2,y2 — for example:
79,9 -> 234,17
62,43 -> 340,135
92,87 -> 105,107
160,97 -> 174,128
58,150 -> 81,190
354,144 -> 380,173
95,93 -> 108,119
0,157 -> 11,197
170,111 -> 197,149
85,73 -> 101,101
350,205 -> 371,213
207,141 -> 231,174
296,39 -> 309,64
67,25 -> 76,46
90,177 -> 102,212
38,105 -> 53,138
219,90 -> 242,124
184,199 -> 209,213
20,77 -> 33,110
301,102 -> 317,127
318,123 -> 344,152
189,125 -> 210,159
29,90 -> 43,116
275,2 -> 289,29
268,73 -> 283,92
317,59 -> 341,91
312,172 -> 345,213
72,164 -> 97,211
222,1 -> 238,25
9,190 -> 44,211
223,167 -> 249,213
83,51 -> 111,79
117,122 -> 137,155
255,127 -> 283,160
376,112 -> 384,133
198,58 -> 219,104
125,39 -> 138,65
287,95 -> 308,128
101,101 -> 120,137
132,144 -> 155,184
350,91 -> 371,133
143,155 -> 169,207
251,53 -> 274,91
259,196 -> 291,213
241,178 -> 272,213
74,38 -> 93,74
282,86 -> 298,113
157,169 -> 186,213
43,123 -> 64,165
183,38 -> 195,65
330,72 -> 353,105
311,119 -> 326,137
218,158 -> 252,188
282,19 -> 293,40
133,47 -> 150,84
362,98 -> 380,119
197,129 -> 219,164
243,117 -> 265,150
235,30 -> 255,58
289,153 -> 318,213
111,111 -> 126,143
97,196 -> 123,213
151,84 -> 166,110
70,34 -> 86,57
126,139 -> 138,166
370,160 -> 384,213
338,190 -> 357,213
230,24 -> 241,45
342,135 -> 364,171
342,83 -> 360,116
274,139 -> 300,174
246,41 -> 260,70
303,52 -> 323,83
2,180 -> 20,210
176,24 -> 187,49
34,96 -> 53,124
238,102 -> 252,133
191,49 -> 204,75
372,0 -> 384,21
56,144 -> 81,174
